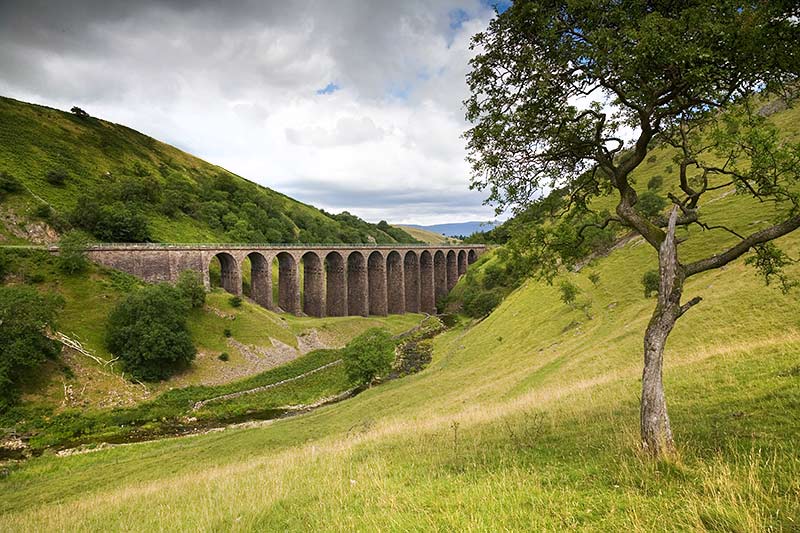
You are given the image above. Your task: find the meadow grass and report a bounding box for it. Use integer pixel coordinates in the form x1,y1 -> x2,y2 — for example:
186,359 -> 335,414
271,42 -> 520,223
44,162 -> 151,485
2,182 -> 799,529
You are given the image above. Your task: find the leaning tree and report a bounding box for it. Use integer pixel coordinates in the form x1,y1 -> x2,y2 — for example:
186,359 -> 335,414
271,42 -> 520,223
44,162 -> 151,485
465,0 -> 800,457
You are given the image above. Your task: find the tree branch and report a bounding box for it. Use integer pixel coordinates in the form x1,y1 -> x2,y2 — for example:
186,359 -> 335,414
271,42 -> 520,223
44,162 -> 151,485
679,296 -> 703,316
685,215 -> 800,277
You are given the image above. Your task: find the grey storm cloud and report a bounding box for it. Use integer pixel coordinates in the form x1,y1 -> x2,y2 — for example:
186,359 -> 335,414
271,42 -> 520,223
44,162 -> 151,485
0,0 -> 502,225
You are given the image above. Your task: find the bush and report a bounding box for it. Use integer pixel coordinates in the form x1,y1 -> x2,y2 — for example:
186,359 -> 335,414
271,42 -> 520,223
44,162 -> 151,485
25,272 -> 45,284
0,286 -> 63,411
642,270 -> 660,298
32,203 -> 53,220
0,252 -> 8,281
57,231 -> 90,274
559,280 -> 579,306
218,352 -> 229,362
342,328 -> 396,386
176,270 -> 206,308
636,191 -> 668,220
647,174 -> 663,191
70,199 -> 151,242
45,170 -> 68,187
588,272 -> 601,286
647,154 -> 658,163
223,328 -> 232,338
106,284 -> 196,381
482,263 -> 507,289
462,287 -> 503,317
0,171 -> 22,198
229,295 -> 242,308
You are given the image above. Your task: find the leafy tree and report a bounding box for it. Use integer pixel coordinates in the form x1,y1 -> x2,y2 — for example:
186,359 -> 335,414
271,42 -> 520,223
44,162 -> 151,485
647,175 -> 664,191
45,170 -> 68,186
71,198 -> 151,242
462,287 -> 503,317
106,284 -> 196,381
559,280 -> 579,307
636,191 -> 668,220
70,106 -> 89,118
342,328 -> 396,386
176,270 -> 206,308
465,1 -> 800,456
642,270 -> 660,298
0,171 -> 22,198
57,231 -> 90,274
0,286 -> 63,410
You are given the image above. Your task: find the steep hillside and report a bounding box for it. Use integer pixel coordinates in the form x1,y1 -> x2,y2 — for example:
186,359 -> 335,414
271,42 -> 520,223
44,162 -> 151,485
0,246 -> 423,449
393,224 -> 458,245
0,96 -> 418,245
2,107 -> 799,530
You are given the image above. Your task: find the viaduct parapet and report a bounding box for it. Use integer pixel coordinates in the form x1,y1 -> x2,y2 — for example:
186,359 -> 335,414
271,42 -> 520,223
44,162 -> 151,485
74,244 -> 486,317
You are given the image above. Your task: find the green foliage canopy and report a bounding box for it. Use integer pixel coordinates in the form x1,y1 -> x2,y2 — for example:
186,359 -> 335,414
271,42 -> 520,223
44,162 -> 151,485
176,270 -> 206,308
342,328 -> 396,386
106,284 -> 196,381
0,286 -> 63,411
57,231 -> 90,274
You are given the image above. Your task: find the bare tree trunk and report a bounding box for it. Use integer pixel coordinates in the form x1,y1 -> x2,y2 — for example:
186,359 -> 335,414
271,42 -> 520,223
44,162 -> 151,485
640,208 -> 686,457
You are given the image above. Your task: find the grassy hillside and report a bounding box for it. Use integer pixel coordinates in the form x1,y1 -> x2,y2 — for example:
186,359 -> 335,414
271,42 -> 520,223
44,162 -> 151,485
0,96 -> 418,245
2,107 -> 799,530
394,224 -> 458,245
0,248 -> 421,433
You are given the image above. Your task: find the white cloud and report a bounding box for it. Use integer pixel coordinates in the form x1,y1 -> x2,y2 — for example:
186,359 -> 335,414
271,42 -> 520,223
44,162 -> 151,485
0,0 -> 502,225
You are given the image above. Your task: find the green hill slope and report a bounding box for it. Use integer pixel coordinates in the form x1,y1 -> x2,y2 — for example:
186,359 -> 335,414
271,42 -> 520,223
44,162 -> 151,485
0,96 -> 418,245
394,224 -> 459,245
2,108 -> 799,530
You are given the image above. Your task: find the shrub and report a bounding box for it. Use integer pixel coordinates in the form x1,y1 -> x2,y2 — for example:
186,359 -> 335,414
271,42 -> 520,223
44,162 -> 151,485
229,295 -> 242,308
25,272 -> 45,284
45,170 -> 68,186
218,352 -> 229,362
70,106 -> 90,118
647,174 -> 663,191
176,270 -> 206,308
636,191 -> 668,220
57,231 -> 90,274
0,171 -> 22,198
559,280 -> 579,306
0,286 -> 63,411
106,284 -> 196,381
32,203 -> 53,220
642,270 -> 660,298
70,199 -> 151,242
482,263 -> 507,289
462,287 -> 503,317
647,154 -> 658,163
342,328 -> 396,386
0,252 -> 8,281
223,328 -> 232,338
588,272 -> 601,286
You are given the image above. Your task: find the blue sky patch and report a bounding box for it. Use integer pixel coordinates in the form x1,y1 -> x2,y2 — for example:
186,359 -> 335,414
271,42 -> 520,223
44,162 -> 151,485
480,0 -> 511,14
316,82 -> 340,95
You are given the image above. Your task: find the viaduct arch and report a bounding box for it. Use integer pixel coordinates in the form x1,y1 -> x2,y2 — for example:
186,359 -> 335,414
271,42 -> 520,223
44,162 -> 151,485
78,244 -> 486,317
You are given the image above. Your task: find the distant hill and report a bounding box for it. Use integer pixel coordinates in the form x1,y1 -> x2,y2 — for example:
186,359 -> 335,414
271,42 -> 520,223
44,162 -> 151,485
0,96 -> 419,245
393,225 -> 459,245
404,220 -> 499,238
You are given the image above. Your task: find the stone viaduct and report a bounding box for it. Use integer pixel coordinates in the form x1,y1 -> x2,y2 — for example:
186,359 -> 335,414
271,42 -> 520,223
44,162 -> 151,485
79,244 -> 486,317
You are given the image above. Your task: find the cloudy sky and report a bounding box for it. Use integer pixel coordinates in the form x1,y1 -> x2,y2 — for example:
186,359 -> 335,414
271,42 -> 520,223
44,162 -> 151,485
0,0 -> 510,225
